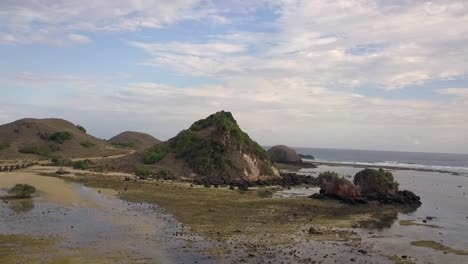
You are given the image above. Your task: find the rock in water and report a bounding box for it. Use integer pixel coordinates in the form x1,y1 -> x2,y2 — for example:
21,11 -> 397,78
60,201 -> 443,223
354,168 -> 421,206
267,145 -> 301,164
317,172 -> 361,201
311,169 -> 421,206
354,168 -> 398,196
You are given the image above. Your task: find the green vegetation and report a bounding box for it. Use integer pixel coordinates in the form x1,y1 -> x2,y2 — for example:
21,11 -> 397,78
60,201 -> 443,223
76,125 -> 86,133
376,168 -> 399,190
318,171 -> 348,182
135,166 -> 175,180
189,111 -> 269,160
0,142 -> 10,150
8,184 -> 36,198
19,145 -> 61,157
51,156 -> 72,166
73,159 -> 94,170
49,131 -> 72,144
80,140 -> 95,148
168,111 -> 273,180
143,144 -> 168,164
410,240 -> 468,255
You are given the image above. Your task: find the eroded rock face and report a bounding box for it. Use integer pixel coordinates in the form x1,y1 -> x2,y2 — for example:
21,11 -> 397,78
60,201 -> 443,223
267,145 -> 301,164
315,172 -> 362,202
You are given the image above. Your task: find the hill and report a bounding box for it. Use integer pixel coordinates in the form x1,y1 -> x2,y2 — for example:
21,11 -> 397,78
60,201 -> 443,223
101,111 -> 280,184
0,118 -> 127,160
109,131 -> 161,150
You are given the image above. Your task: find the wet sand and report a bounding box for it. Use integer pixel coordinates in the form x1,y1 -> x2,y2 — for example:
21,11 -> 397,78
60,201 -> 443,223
0,168 -> 212,263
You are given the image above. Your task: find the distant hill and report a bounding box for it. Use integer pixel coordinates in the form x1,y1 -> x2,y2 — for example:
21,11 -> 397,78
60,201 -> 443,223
0,118 -> 127,160
101,111 -> 280,184
109,131 -> 161,150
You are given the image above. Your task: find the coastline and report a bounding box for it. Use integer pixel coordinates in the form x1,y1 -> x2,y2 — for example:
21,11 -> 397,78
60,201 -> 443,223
302,159 -> 468,176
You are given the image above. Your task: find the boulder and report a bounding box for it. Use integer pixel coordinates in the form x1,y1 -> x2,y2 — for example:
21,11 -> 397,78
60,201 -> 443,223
311,169 -> 421,206
267,145 -> 301,164
354,168 -> 398,196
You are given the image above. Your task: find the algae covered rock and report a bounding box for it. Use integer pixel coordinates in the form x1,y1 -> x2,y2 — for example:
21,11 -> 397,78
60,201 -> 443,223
312,169 -> 421,206
267,145 -> 301,164
354,168 -> 399,196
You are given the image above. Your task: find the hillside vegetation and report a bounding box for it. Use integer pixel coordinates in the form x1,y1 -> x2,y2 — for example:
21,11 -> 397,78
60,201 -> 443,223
109,131 -> 161,150
102,111 -> 279,184
0,118 -> 126,160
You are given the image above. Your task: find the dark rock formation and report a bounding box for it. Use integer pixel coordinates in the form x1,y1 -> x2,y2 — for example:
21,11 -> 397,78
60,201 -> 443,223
268,145 -> 301,164
298,154 -> 315,160
311,169 -> 421,206
354,168 -> 398,196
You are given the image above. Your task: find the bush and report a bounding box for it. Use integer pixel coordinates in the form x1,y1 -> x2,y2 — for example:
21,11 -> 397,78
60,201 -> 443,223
143,145 -> 168,164
73,159 -> 94,170
0,142 -> 10,151
51,156 -> 72,166
76,125 -> 86,133
135,166 -> 153,179
19,145 -> 61,157
80,140 -> 95,148
8,184 -> 36,198
49,131 -> 72,144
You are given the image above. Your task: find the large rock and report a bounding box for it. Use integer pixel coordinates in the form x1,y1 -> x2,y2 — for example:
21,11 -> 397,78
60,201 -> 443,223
314,172 -> 362,202
311,169 -> 421,206
354,168 -> 398,196
267,145 -> 301,164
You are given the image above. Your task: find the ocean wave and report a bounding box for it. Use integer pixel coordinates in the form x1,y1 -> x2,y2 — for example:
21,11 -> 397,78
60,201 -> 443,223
302,158 -> 468,174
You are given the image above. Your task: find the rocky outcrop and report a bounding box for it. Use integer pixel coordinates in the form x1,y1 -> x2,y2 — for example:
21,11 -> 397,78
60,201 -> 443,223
268,145 -> 301,164
298,154 -> 315,160
311,169 -> 421,206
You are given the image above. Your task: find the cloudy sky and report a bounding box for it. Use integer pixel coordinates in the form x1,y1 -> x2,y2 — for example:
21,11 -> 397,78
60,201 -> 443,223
1,0 -> 468,153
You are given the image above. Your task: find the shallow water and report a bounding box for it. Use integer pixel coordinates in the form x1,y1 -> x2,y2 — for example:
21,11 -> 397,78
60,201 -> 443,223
299,165 -> 468,263
0,170 -> 213,263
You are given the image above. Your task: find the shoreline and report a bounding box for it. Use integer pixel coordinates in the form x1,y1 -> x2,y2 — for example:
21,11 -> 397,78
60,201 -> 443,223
302,160 -> 468,176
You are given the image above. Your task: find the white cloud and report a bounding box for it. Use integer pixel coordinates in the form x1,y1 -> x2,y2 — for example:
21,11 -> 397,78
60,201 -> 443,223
68,34 -> 91,44
0,0 -> 225,44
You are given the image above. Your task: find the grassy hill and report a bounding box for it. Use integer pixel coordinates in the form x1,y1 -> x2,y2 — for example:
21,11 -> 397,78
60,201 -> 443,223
101,111 -> 280,184
109,131 -> 161,150
0,118 -> 127,160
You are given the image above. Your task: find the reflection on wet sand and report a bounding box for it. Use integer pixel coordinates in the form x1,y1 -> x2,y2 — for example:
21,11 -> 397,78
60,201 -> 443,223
0,168 -> 212,263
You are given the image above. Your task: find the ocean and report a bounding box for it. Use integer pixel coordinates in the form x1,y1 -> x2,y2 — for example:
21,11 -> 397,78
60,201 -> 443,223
292,147 -> 468,174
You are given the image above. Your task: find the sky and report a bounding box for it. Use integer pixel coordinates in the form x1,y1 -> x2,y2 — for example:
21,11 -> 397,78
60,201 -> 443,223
1,0 -> 468,154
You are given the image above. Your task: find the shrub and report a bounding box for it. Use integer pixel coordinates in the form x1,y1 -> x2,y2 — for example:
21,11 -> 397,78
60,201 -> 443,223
76,125 -> 86,133
49,131 -> 72,144
51,156 -> 72,166
0,142 -> 10,151
143,145 -> 168,164
8,184 -> 36,198
73,159 -> 94,170
19,145 -> 61,157
80,140 -> 95,148
135,166 -> 153,179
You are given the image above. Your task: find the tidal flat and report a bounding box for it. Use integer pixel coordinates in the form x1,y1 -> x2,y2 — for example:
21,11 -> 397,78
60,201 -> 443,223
1,165 -> 467,263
